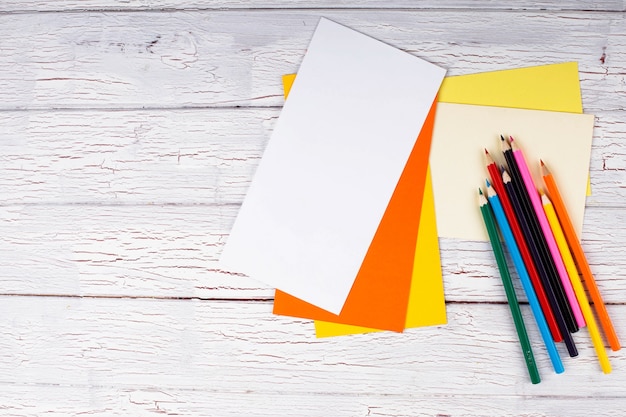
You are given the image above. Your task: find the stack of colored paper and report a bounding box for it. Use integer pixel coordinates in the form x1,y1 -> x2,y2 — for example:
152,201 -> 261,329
220,18 -> 448,336
220,17 -> 601,341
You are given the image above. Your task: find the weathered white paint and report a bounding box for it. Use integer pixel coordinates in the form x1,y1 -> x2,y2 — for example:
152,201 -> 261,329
0,204 -> 624,303
1,109 -> 625,205
0,11 -> 625,110
0,0 -> 624,12
0,298 -> 624,393
0,3 -> 625,416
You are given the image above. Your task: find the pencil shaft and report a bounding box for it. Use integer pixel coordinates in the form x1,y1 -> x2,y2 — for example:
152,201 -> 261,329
542,167 -> 621,351
504,147 -> 578,336
504,178 -> 578,357
543,196 -> 611,373
480,198 -> 540,383
505,148 -> 574,331
487,162 -> 561,341
487,187 -> 564,373
512,145 -> 585,329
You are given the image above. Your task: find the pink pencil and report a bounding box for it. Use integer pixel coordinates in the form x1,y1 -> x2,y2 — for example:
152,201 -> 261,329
510,137 -> 585,328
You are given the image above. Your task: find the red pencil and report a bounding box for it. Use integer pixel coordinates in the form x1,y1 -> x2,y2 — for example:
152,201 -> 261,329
485,149 -> 562,342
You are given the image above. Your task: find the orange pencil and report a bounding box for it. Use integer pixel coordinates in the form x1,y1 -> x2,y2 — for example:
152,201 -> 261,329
541,160 -> 621,351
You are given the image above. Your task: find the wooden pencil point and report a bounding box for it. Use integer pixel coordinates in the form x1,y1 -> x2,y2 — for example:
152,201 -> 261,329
485,149 -> 495,165
479,189 -> 488,206
501,136 -> 512,152
502,169 -> 512,183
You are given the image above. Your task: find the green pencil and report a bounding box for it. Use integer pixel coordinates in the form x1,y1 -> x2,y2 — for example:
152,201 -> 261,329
479,188 -> 540,384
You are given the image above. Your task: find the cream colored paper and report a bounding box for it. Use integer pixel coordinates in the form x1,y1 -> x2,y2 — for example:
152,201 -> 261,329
430,103 -> 594,241
438,61 -> 591,197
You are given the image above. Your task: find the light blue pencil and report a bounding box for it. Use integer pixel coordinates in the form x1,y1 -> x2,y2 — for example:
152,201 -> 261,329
486,180 -> 564,374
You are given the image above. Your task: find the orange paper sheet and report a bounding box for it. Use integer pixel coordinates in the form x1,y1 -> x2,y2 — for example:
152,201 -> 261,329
315,166 -> 446,336
273,76 -> 437,332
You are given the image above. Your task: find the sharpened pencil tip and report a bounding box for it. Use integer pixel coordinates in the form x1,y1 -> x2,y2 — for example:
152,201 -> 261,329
484,149 -> 495,166
479,188 -> 483,195
500,134 -> 505,141
540,159 -> 545,166
486,179 -> 491,187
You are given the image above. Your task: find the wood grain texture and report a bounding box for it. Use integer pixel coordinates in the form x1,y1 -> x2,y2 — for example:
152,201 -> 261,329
0,298 -> 625,416
1,204 -> 625,303
0,11 -> 625,110
3,389 -> 626,417
1,3 -> 625,416
1,0 -> 625,12
1,109 -> 624,206
0,298 -> 624,392
0,108 -> 271,205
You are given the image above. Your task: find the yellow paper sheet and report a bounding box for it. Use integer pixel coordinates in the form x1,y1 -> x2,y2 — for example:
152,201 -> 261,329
438,62 -> 582,113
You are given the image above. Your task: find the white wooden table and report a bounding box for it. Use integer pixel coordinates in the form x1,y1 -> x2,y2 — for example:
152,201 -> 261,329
1,1 -> 625,415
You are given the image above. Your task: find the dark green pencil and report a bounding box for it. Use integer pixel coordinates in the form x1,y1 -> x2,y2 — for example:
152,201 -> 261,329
479,188 -> 540,384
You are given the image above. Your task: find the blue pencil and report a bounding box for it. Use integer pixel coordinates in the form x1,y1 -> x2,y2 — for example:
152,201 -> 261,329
486,180 -> 564,374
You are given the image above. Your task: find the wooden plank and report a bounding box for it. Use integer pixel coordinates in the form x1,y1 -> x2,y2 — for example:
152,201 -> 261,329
2,384 -> 626,417
1,297 -> 624,401
0,10 -> 624,110
1,1 -> 624,12
0,108 -> 270,206
1,108 -> 625,206
0,204 -> 267,298
1,204 -> 624,302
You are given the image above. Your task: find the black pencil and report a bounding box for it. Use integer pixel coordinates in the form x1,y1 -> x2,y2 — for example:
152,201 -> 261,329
501,136 -> 578,335
503,169 -> 578,357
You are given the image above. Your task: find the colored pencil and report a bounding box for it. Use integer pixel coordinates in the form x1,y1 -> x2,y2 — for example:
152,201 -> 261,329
485,150 -> 561,342
541,160 -> 621,351
486,181 -> 564,373
479,189 -> 541,383
501,136 -> 578,335
503,169 -> 578,357
510,137 -> 585,330
542,193 -> 611,373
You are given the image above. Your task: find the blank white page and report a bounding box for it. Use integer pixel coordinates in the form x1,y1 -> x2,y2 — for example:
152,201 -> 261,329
220,18 -> 445,314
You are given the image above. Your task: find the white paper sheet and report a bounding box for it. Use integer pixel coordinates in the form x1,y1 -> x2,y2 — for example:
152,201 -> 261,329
219,18 -> 445,314
429,103 -> 594,241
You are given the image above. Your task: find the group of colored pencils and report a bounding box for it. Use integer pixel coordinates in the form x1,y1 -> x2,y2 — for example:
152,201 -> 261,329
478,135 -> 620,384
